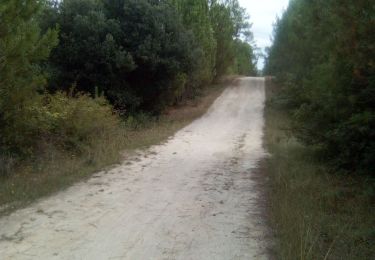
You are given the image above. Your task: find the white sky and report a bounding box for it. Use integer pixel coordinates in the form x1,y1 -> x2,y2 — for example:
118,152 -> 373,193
239,0 -> 290,69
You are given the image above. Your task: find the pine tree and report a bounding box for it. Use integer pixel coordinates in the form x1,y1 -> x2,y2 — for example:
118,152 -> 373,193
0,0 -> 58,152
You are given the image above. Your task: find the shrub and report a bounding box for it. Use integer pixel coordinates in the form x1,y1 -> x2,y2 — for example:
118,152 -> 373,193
1,91 -> 121,159
44,92 -> 121,152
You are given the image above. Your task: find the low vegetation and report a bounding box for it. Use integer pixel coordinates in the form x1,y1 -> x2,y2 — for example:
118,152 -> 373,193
265,79 -> 375,259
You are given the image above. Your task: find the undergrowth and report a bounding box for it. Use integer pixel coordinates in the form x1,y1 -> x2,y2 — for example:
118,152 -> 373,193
265,79 -> 375,259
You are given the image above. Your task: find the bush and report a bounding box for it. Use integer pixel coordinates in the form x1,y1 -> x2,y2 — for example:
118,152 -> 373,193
1,92 -> 121,158
44,92 -> 121,152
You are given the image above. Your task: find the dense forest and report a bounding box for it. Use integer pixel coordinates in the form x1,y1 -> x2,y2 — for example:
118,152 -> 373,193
264,1 -> 374,258
265,0 -> 375,175
0,0 -> 257,174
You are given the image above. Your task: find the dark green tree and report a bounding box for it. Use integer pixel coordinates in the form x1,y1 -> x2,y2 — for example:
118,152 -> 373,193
46,0 -> 199,113
44,0 -> 136,111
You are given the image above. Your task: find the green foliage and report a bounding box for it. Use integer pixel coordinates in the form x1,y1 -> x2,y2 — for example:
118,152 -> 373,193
1,91 -> 120,156
108,0 -> 198,112
0,0 -> 58,154
210,0 -> 255,78
0,0 -> 256,176
232,39 -> 257,76
265,85 -> 375,258
209,1 -> 235,77
43,0 -> 256,112
0,0 -> 120,168
44,0 -> 200,113
42,92 -> 121,152
265,0 -> 375,175
43,0 -> 136,110
169,0 -> 217,86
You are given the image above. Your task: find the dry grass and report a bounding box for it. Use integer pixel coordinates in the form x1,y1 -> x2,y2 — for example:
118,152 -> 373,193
264,78 -> 375,259
0,80 -> 229,215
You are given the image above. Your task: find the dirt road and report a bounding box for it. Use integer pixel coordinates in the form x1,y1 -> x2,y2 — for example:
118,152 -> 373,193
0,77 -> 268,259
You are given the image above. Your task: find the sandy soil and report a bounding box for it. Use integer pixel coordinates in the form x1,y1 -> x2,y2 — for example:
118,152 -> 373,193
0,77 -> 268,259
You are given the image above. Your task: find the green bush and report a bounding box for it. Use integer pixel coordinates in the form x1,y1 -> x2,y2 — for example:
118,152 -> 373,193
1,91 -> 121,158
44,92 -> 121,152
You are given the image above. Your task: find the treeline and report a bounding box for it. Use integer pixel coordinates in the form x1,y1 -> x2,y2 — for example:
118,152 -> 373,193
43,0 -> 258,113
265,0 -> 374,175
0,0 -> 256,170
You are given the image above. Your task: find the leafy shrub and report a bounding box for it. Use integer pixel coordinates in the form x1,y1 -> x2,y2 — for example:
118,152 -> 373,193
43,92 -> 121,152
1,92 -> 121,158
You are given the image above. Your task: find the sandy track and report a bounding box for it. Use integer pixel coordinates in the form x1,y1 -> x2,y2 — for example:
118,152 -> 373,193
0,77 -> 268,259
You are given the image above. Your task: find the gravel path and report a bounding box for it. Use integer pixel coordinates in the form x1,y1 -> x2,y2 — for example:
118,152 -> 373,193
0,77 -> 268,259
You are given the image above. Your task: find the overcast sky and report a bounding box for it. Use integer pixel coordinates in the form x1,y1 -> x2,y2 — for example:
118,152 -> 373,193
239,0 -> 289,69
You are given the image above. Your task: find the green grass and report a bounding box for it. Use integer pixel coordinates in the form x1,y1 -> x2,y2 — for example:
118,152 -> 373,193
264,79 -> 375,259
0,81 -> 228,215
